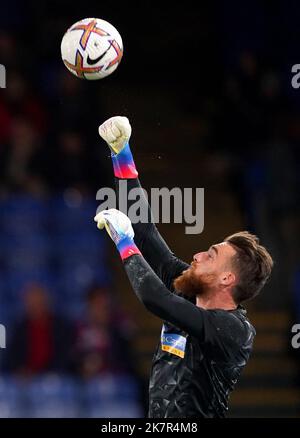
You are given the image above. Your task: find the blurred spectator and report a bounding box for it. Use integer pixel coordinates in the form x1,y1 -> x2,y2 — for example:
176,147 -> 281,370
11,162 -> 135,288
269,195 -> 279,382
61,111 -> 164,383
0,117 -> 50,195
0,70 -> 48,144
53,72 -> 95,129
3,283 -> 74,376
49,128 -> 103,194
72,285 -> 136,379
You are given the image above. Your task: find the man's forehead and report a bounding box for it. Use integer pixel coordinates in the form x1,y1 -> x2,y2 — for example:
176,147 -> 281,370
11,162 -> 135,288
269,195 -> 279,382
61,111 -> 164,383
216,242 -> 227,248
213,242 -> 236,255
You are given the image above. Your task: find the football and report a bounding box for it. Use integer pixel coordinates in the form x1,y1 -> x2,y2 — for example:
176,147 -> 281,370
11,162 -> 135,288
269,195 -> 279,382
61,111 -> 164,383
61,18 -> 123,80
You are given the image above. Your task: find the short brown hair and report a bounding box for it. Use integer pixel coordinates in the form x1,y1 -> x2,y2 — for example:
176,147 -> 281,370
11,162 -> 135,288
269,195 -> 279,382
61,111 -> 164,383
224,231 -> 274,304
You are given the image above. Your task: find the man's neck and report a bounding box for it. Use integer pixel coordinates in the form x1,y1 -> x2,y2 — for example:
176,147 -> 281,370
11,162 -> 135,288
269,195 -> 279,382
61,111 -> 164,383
196,294 -> 237,311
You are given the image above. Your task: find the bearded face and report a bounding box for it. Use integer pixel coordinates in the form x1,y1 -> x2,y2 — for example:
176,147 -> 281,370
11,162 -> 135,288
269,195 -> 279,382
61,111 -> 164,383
173,242 -> 238,298
173,264 -> 217,298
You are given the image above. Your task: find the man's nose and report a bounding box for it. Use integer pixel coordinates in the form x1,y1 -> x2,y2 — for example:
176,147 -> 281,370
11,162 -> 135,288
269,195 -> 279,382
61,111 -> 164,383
193,252 -> 202,262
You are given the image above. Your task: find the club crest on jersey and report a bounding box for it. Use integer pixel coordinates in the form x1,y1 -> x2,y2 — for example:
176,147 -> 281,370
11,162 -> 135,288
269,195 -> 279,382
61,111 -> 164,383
161,325 -> 187,358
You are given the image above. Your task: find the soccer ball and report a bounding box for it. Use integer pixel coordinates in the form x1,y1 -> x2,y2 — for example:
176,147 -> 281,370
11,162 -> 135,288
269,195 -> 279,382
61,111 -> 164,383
61,18 -> 123,80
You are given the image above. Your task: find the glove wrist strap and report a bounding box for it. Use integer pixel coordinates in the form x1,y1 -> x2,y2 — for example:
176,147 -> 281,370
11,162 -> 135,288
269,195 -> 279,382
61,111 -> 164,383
117,236 -> 141,260
111,142 -> 138,179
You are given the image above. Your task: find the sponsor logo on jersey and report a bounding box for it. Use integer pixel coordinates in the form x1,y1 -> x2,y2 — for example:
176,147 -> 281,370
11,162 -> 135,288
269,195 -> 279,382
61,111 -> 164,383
161,325 -> 187,358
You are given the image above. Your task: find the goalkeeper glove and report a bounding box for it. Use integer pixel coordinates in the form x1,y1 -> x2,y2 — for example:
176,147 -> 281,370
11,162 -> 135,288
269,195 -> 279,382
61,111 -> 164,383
98,116 -> 138,179
94,208 -> 141,260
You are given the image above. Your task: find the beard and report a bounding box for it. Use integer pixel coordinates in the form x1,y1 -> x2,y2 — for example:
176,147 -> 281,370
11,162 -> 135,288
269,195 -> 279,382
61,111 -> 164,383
173,267 -> 216,298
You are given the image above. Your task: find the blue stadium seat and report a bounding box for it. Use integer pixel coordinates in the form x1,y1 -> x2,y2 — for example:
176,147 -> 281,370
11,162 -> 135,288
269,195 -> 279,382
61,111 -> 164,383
82,375 -> 142,418
0,375 -> 142,418
83,374 -> 135,402
0,197 -> 48,236
0,377 -> 26,418
54,233 -> 106,267
0,297 -> 18,325
56,263 -> 111,319
5,269 -> 57,294
4,237 -> 52,272
25,375 -> 80,418
0,192 -> 111,325
49,196 -> 99,235
58,263 -> 109,295
86,401 -> 142,418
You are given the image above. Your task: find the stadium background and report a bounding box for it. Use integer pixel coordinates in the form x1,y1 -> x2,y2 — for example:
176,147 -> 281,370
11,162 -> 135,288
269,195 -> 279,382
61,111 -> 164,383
0,0 -> 299,417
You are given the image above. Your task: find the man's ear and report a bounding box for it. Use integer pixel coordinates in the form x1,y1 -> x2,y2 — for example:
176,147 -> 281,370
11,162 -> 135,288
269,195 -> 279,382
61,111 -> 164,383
220,272 -> 236,287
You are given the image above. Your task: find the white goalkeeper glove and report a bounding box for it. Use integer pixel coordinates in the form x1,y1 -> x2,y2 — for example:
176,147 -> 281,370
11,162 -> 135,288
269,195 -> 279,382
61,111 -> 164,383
94,208 -> 141,260
98,116 -> 138,179
98,116 -> 132,154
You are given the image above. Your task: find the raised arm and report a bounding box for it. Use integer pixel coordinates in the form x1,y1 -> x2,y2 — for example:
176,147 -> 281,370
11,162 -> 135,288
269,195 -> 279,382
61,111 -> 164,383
98,116 -> 188,289
93,209 -> 248,360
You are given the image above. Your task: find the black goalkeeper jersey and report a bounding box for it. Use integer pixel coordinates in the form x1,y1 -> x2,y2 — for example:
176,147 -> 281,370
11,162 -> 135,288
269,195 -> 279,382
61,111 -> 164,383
117,178 -> 256,418
149,305 -> 254,418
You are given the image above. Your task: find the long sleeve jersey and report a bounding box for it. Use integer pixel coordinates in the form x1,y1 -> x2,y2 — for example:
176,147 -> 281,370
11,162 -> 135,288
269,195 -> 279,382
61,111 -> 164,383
117,178 -> 256,418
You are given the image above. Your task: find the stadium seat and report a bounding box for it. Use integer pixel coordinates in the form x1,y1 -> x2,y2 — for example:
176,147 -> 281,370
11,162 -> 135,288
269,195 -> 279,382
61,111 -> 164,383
0,196 -> 48,236
25,375 -> 80,418
0,377 -> 26,418
85,401 -> 142,418
82,374 -> 142,418
49,195 -> 99,235
4,237 -> 52,272
54,233 -> 106,267
0,375 -> 142,418
0,192 -> 112,348
56,264 -> 111,319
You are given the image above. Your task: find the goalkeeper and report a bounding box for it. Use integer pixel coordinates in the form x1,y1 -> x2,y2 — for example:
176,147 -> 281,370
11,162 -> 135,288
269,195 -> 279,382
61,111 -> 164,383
94,116 -> 273,418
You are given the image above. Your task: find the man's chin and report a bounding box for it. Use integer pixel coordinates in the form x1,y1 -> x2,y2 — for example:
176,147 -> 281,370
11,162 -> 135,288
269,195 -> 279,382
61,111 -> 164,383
173,270 -> 204,298
173,270 -> 216,298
